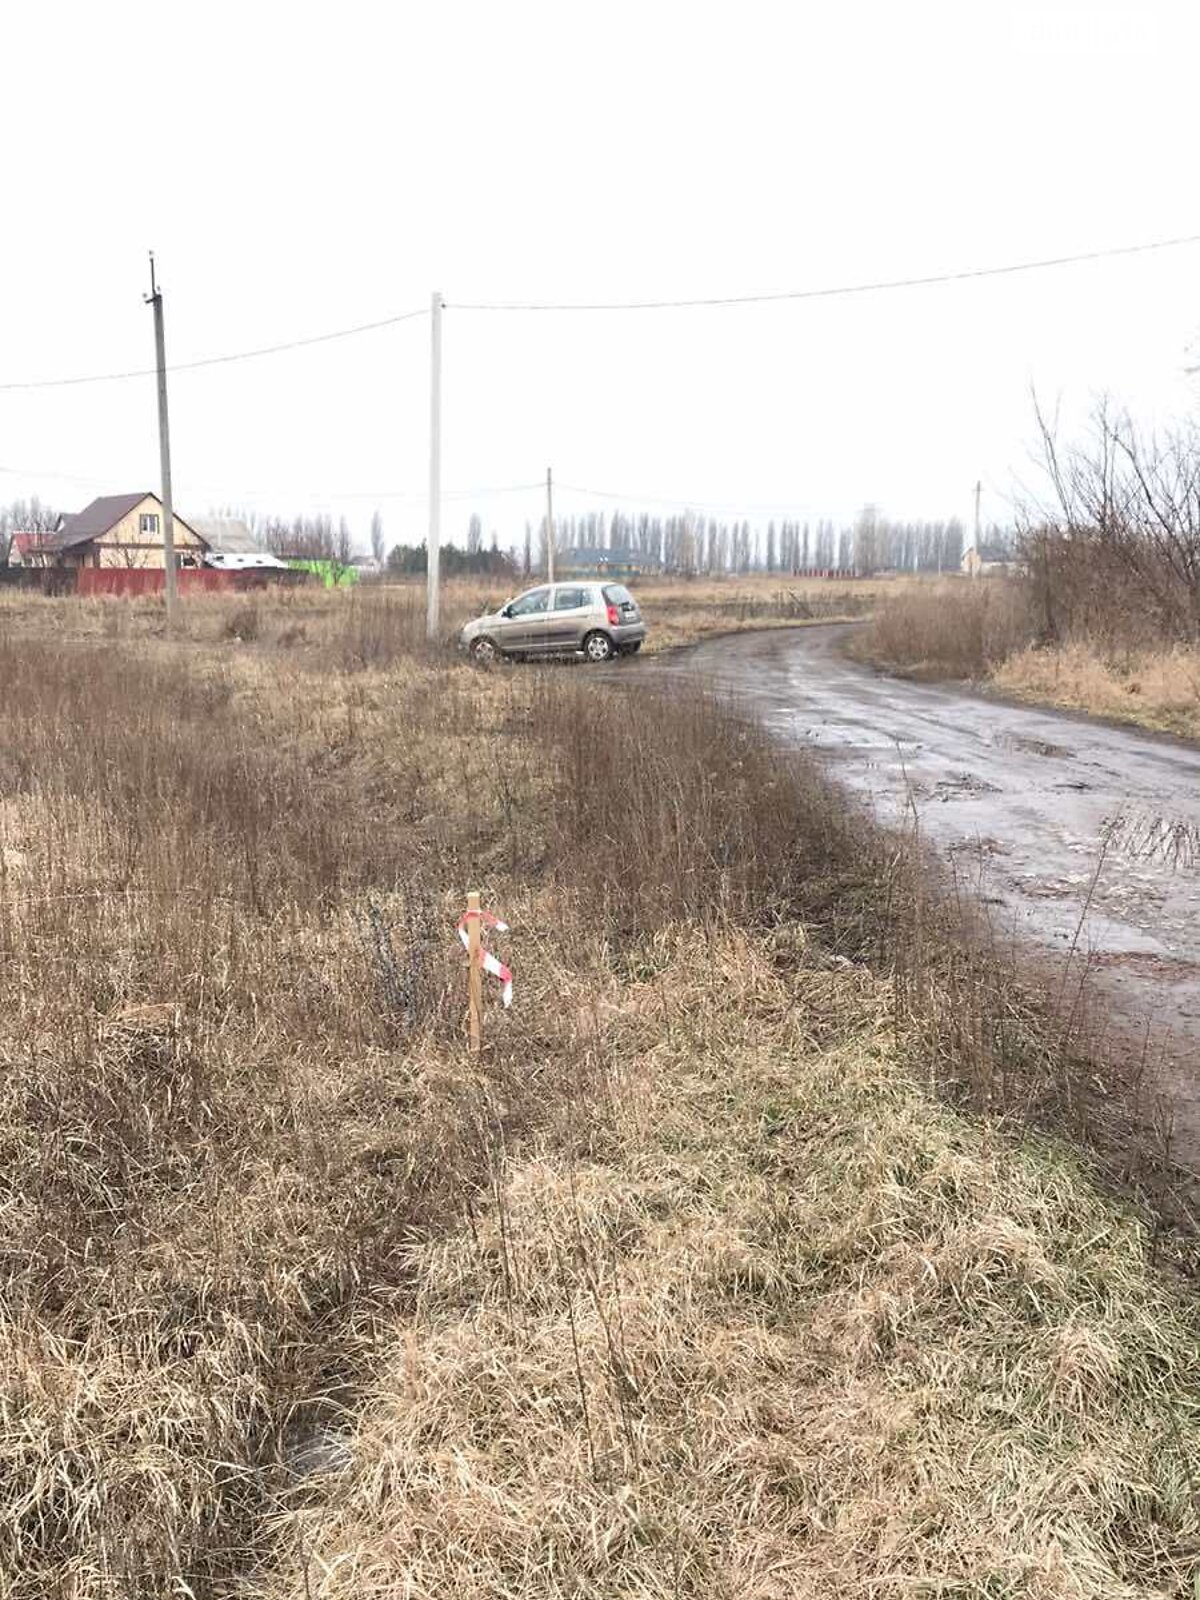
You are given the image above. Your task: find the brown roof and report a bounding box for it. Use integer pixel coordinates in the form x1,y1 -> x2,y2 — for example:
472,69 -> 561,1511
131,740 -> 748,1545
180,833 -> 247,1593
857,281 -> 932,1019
49,493 -> 207,552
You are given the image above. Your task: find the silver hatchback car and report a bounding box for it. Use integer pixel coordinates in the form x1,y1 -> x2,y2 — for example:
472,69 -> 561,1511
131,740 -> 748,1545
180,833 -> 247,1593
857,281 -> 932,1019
461,581 -> 647,663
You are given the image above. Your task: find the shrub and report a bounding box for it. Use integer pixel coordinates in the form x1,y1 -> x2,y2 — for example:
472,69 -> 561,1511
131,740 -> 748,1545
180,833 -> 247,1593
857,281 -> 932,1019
855,578 -> 1037,677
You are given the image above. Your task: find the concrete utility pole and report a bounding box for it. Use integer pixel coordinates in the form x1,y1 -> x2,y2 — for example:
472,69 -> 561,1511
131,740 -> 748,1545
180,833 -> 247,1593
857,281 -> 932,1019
545,466 -> 556,583
426,290 -> 443,641
145,253 -> 178,624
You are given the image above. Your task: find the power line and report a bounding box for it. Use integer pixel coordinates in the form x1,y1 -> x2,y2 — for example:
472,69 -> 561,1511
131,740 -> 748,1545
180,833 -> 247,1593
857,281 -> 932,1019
0,306 -> 429,393
451,231 -> 1200,312
5,228 -> 1197,390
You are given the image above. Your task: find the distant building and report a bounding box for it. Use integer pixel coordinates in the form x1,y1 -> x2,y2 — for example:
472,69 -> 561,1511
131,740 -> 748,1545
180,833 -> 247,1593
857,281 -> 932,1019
190,516 -> 262,556
203,551 -> 291,573
10,531 -> 54,566
960,540 -> 1015,577
557,545 -> 661,578
28,493 -> 208,570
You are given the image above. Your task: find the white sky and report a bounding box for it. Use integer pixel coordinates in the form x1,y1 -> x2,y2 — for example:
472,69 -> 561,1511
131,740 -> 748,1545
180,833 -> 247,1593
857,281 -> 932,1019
3,0 -> 1199,549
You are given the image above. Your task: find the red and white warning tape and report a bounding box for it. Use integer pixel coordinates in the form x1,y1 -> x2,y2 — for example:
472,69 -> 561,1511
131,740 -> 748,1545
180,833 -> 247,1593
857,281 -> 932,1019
457,907 -> 513,1007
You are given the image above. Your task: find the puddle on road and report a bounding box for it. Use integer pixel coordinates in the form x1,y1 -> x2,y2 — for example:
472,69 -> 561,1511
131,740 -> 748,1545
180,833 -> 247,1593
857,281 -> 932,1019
994,730 -> 1075,759
930,772 -> 1002,801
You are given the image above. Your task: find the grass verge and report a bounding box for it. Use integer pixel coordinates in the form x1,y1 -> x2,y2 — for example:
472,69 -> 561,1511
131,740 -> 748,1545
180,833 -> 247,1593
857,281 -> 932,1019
994,642 -> 1200,741
853,580 -> 1200,741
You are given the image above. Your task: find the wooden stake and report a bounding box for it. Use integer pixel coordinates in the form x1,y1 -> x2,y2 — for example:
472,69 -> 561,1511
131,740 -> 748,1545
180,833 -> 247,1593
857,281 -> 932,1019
466,889 -> 482,1055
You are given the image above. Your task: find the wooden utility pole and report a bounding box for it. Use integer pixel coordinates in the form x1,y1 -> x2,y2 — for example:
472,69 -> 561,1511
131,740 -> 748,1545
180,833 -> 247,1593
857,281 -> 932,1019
145,254 -> 178,625
466,890 -> 482,1054
545,466 -> 556,583
427,290 -> 443,640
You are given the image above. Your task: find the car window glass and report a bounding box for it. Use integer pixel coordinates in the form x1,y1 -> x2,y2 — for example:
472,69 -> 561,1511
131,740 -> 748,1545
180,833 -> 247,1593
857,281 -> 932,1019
603,584 -> 634,605
552,586 -> 589,611
510,588 -> 550,617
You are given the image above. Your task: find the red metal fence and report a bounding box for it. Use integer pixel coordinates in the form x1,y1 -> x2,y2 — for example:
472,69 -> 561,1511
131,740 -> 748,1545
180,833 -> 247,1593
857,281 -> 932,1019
76,569 -> 239,598
72,569 -> 306,598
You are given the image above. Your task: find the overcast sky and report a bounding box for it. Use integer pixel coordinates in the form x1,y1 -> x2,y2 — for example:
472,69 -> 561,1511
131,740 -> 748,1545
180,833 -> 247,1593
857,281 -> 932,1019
3,0 -> 1199,548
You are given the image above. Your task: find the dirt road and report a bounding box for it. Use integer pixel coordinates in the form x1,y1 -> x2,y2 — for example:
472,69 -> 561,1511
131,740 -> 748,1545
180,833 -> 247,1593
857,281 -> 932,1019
651,625 -> 1200,1160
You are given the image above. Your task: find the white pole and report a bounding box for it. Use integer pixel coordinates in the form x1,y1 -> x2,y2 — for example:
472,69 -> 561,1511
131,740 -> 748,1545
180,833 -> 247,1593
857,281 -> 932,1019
545,466 -> 555,583
146,254 -> 178,627
426,290 -> 443,640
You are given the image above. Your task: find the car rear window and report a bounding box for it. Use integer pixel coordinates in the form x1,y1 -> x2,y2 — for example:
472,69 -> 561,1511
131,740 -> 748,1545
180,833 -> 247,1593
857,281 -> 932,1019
602,584 -> 634,605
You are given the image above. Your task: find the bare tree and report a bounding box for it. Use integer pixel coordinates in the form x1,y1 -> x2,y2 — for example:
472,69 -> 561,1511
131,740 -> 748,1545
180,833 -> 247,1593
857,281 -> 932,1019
370,509 -> 385,567
1028,396 -> 1200,644
2,496 -> 61,566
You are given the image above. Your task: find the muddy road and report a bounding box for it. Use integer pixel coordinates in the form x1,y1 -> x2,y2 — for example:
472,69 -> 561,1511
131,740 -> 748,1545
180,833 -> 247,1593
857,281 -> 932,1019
647,625 -> 1200,1161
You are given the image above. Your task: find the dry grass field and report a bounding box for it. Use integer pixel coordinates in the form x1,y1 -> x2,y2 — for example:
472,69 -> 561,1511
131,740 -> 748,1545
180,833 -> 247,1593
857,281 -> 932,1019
0,573 -> 894,659
379,572 -> 897,653
606,573 -> 896,652
0,587 -> 1197,1597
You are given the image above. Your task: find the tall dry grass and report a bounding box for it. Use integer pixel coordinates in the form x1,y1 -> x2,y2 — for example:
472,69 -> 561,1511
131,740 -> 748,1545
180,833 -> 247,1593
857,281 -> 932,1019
995,641 -> 1200,740
0,574 -> 888,662
0,591 -> 1194,1595
257,932 -> 1200,1599
853,577 -> 1038,678
0,601 -> 890,1594
855,576 -> 1200,738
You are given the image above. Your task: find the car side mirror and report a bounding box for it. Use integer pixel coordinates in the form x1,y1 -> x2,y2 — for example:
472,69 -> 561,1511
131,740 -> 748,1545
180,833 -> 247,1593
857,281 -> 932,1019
500,601 -> 514,618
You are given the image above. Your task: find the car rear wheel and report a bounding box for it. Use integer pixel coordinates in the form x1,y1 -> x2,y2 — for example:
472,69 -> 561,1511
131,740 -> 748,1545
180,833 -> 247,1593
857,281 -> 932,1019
583,631 -> 615,663
470,636 -> 502,665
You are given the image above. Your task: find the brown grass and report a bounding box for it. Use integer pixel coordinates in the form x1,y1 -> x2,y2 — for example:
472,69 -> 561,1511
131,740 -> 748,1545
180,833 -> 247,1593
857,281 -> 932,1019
357,572 -> 903,654
852,577 -> 1038,679
623,574 -> 900,652
0,574 -> 896,661
995,642 -> 1200,741
257,934 -> 1200,1599
854,579 -> 1200,740
0,589 -> 1196,1596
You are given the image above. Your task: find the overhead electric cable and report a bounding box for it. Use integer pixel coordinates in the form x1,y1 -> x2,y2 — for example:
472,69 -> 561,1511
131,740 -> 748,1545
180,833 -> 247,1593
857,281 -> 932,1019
451,232 -> 1200,312
0,306 -> 429,392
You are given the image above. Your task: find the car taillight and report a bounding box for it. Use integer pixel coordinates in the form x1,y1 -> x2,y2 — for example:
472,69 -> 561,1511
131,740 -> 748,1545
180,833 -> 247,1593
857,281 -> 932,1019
606,602 -> 620,626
